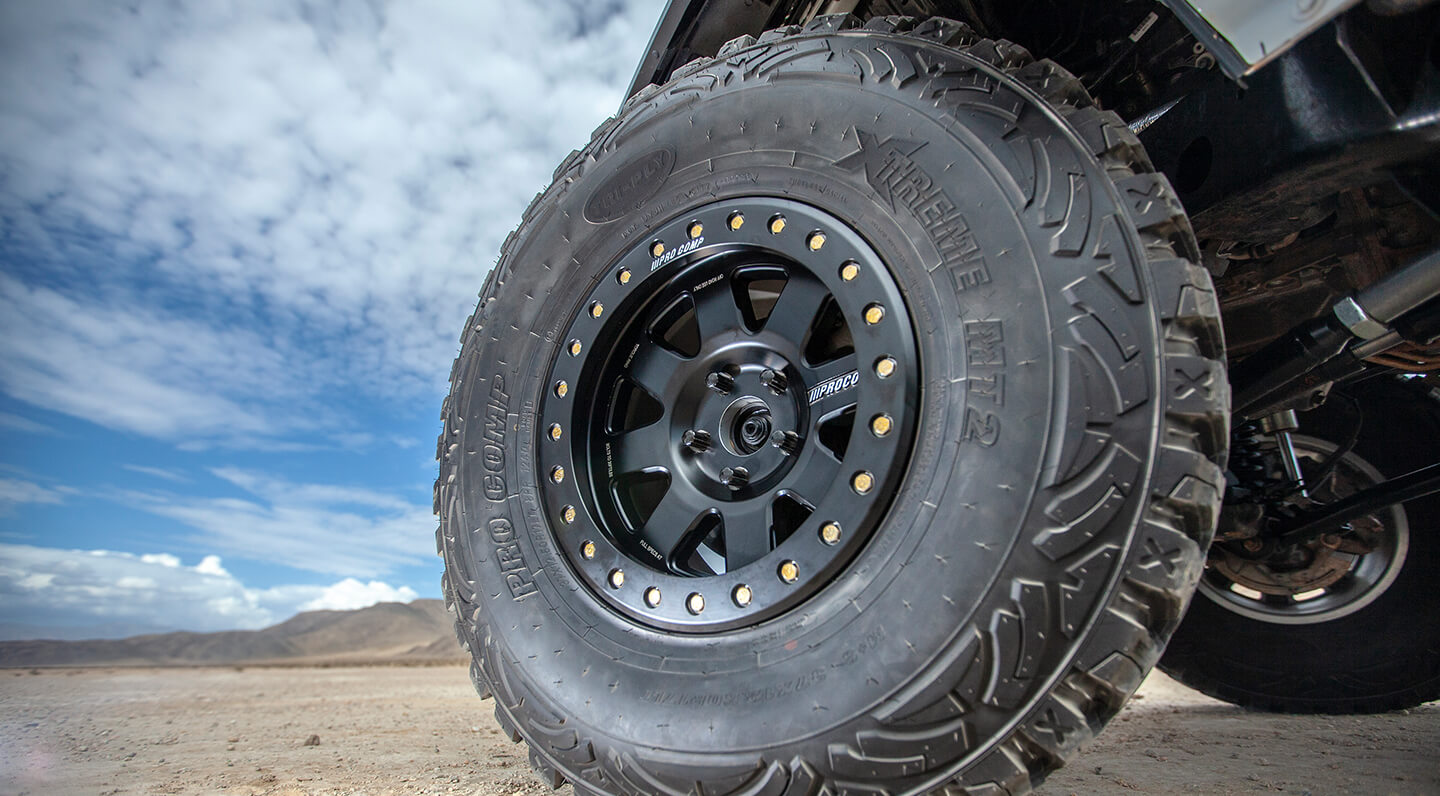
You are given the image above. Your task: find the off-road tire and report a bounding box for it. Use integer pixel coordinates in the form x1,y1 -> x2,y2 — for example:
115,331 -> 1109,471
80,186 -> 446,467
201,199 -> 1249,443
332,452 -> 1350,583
1161,376 -> 1440,714
436,15 -> 1227,794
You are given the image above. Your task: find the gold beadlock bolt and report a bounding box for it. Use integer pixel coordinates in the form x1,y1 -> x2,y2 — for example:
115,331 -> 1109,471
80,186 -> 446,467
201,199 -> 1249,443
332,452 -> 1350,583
864,304 -> 885,325
687,593 -> 705,614
840,262 -> 860,282
820,522 -> 842,545
568,339 -> 582,356
618,268 -> 632,285
561,505 -> 577,524
581,541 -> 596,559
769,215 -> 786,234
870,415 -> 892,437
852,471 -> 874,494
875,357 -> 897,379
807,232 -> 826,251
778,560 -> 799,583
728,212 -> 745,230
651,241 -> 664,257
550,466 -> 566,484
555,380 -> 569,397
548,424 -> 562,441
644,587 -> 661,608
609,569 -> 625,588
688,222 -> 703,239
590,302 -> 604,318
733,584 -> 753,607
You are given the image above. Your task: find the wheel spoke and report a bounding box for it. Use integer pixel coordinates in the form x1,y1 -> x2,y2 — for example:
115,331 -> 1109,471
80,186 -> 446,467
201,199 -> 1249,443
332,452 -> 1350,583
762,274 -> 829,343
610,423 -> 671,478
721,502 -> 773,568
626,344 -> 685,399
784,447 -> 842,500
801,353 -> 860,393
691,286 -> 744,340
638,485 -> 711,563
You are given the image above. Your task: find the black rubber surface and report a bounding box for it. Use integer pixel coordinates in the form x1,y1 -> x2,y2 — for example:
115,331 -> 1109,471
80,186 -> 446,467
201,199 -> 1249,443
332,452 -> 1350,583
1162,376 -> 1440,714
437,15 -> 1227,794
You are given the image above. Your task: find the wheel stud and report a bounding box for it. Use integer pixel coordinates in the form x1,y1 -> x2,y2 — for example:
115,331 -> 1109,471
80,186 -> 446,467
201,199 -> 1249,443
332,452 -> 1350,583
706,371 -> 735,394
769,429 -> 799,455
682,429 -> 713,452
760,368 -> 787,394
720,466 -> 749,490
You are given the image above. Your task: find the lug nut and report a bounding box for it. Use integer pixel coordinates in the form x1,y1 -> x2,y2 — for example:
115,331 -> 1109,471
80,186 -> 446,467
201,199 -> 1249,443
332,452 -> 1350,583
688,222 -> 704,239
728,212 -> 745,230
769,429 -> 800,455
820,522 -> 842,545
720,466 -> 749,490
760,368 -> 788,394
870,414 -> 892,437
561,505 -> 577,524
864,304 -> 885,325
581,541 -> 596,559
807,232 -> 826,251
769,215 -> 786,234
851,471 -> 874,494
617,268 -> 632,285
686,592 -> 705,615
840,262 -> 860,282
875,356 -> 897,379
706,371 -> 735,394
651,241 -> 665,257
644,587 -> 662,608
733,584 -> 753,607
609,569 -> 625,588
778,560 -> 799,583
682,429 -> 713,452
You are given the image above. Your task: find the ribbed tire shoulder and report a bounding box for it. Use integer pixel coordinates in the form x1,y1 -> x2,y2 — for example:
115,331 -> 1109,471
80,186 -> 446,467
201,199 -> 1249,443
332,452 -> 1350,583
436,14 -> 1227,795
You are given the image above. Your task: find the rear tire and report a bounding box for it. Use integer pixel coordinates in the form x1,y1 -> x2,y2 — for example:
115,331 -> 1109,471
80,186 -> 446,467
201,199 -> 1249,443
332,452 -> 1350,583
1161,376 -> 1440,713
437,15 -> 1227,793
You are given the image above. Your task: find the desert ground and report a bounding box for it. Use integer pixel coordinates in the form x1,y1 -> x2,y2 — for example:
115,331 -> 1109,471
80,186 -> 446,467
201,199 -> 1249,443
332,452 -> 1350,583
1,664 -> 1435,796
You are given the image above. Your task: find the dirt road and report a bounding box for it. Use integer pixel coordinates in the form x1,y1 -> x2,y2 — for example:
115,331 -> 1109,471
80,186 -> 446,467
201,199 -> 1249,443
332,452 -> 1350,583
1,665 -> 1435,795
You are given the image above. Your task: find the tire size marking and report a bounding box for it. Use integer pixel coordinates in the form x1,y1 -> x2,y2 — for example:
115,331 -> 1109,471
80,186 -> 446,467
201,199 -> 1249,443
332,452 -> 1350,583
489,518 -> 537,600
962,320 -> 1006,446
641,668 -> 826,706
837,129 -> 992,298
481,375 -> 510,500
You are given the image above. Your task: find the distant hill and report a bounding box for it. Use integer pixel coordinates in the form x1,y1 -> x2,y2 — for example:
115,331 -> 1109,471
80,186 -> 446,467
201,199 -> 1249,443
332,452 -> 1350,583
0,599 -> 467,668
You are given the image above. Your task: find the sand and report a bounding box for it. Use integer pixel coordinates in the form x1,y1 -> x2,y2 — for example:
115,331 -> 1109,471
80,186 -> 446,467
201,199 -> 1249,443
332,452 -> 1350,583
1,665 -> 1435,795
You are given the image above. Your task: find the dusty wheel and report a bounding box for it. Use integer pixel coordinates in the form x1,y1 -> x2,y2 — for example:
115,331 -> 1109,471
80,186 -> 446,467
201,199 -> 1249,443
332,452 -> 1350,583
1161,377 -> 1440,713
436,15 -> 1227,794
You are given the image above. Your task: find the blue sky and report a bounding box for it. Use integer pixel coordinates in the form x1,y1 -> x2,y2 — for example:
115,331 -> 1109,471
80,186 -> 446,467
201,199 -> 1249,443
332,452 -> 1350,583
0,0 -> 665,639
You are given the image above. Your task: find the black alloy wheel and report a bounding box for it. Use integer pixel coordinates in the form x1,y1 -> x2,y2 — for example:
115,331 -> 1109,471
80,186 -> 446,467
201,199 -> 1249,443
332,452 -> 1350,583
542,198 -> 918,631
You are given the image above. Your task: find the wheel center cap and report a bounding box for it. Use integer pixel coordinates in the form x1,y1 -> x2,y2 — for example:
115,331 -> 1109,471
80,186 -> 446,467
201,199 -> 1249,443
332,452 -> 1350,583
722,397 -> 772,456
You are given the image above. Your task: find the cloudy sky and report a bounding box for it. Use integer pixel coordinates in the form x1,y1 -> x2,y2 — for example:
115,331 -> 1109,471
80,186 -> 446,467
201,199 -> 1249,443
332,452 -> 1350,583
0,0 -> 665,639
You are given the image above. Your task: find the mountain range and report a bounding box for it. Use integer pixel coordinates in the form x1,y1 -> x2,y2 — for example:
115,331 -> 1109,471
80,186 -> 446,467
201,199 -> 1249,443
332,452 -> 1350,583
0,599 -> 466,667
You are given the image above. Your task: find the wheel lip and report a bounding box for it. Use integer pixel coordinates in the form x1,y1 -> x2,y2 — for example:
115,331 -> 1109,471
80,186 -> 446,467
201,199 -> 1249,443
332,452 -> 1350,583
537,196 -> 921,633
1198,436 -> 1411,625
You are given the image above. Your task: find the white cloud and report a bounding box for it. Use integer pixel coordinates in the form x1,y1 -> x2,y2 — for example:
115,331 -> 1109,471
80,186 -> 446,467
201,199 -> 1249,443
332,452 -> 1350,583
125,467 -> 433,577
300,578 -> 419,612
0,543 -> 419,640
0,0 -> 666,447
122,464 -> 190,483
0,412 -> 53,435
0,478 -> 67,508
